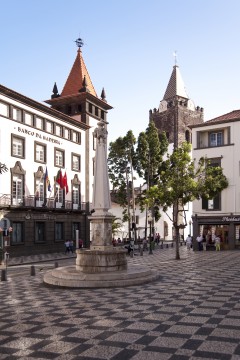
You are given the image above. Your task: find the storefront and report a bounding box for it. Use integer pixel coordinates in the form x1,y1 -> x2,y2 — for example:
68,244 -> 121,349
192,214 -> 240,250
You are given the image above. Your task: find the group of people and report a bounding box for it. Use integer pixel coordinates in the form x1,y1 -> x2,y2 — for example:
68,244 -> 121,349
64,239 -> 83,254
188,233 -> 221,251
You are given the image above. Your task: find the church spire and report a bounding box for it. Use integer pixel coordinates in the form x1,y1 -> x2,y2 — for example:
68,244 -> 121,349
163,65 -> 189,101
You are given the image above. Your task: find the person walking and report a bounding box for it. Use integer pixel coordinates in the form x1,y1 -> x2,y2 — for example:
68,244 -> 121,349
196,234 -> 203,251
215,235 -> 221,251
186,234 -> 192,250
64,240 -> 70,254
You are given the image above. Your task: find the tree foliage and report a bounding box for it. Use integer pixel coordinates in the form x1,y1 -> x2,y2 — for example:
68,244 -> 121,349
143,141 -> 229,259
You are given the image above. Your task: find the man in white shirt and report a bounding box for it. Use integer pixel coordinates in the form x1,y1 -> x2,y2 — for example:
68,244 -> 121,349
196,234 -> 203,251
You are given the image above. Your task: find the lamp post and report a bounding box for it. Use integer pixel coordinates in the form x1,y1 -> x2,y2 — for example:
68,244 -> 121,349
189,219 -> 192,236
148,214 -> 153,255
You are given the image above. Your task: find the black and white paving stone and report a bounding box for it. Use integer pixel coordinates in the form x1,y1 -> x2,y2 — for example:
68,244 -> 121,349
1,247 -> 240,359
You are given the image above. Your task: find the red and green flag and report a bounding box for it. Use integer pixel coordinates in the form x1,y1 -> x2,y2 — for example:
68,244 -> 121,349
56,169 -> 64,189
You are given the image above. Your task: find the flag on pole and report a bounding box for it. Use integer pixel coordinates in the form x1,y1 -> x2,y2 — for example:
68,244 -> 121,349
63,171 -> 69,194
56,169 -> 64,189
44,167 -> 51,192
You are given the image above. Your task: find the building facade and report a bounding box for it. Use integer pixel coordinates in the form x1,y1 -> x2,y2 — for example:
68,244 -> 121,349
191,110 -> 240,250
0,43 -> 112,259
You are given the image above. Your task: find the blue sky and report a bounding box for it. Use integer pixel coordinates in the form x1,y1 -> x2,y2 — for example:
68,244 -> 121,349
1,0 -> 240,143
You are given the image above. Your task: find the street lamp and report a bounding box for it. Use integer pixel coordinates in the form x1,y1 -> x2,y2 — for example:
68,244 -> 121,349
189,219 -> 192,236
148,214 -> 153,255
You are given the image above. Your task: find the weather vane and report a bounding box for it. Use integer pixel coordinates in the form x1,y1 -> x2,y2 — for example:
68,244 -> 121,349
75,37 -> 84,49
173,50 -> 177,65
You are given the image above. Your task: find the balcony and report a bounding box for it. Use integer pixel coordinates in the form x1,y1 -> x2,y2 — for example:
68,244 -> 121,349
0,193 -> 89,212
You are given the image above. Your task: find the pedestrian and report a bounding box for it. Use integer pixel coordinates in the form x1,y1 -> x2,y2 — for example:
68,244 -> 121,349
143,238 -> 148,251
186,234 -> 192,250
79,239 -> 83,248
196,234 -> 203,251
69,240 -> 74,253
215,235 -> 221,251
64,240 -> 70,254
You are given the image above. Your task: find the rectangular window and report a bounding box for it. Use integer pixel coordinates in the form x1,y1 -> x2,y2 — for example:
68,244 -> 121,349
209,132 -> 223,147
35,222 -> 45,243
89,103 -> 93,113
95,107 -> 99,116
0,102 -> 9,117
25,112 -> 33,126
55,186 -> 63,206
36,116 -> 43,130
35,143 -> 46,163
12,136 -> 25,158
55,222 -> 64,241
55,149 -> 64,167
12,107 -> 22,122
46,120 -> 53,133
55,124 -> 63,137
64,128 -> 71,140
35,178 -> 44,202
72,185 -> 79,208
72,131 -> 79,143
12,175 -> 24,205
12,222 -> 24,244
72,154 -> 80,171
101,110 -> 104,120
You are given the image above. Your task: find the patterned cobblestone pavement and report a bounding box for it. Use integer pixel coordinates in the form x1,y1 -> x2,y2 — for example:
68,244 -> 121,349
1,247 -> 240,359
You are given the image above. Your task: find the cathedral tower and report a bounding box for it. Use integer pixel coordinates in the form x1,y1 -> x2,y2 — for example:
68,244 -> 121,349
150,64 -> 204,146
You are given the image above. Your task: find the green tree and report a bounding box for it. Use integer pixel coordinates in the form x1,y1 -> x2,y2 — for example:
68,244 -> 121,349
136,121 -> 168,239
144,141 -> 228,259
108,131 -> 137,240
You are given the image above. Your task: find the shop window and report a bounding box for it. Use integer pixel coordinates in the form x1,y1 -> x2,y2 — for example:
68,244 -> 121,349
55,222 -> 64,241
12,222 -> 24,244
35,222 -> 45,243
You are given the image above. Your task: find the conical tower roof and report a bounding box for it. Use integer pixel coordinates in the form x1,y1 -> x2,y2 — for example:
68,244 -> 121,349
163,65 -> 189,101
61,49 -> 97,97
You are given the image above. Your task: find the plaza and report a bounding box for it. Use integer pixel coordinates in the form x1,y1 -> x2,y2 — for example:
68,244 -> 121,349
1,246 -> 240,359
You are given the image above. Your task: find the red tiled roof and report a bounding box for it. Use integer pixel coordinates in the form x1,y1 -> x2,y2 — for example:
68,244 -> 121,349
206,110 -> 240,123
61,49 -> 97,97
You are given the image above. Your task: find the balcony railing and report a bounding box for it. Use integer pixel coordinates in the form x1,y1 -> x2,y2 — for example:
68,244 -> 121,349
0,193 -> 89,212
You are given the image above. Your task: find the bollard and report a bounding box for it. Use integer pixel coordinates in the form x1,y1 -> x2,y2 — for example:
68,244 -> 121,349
171,242 -> 173,248
30,265 -> 36,276
166,243 -> 169,248
130,250 -> 133,258
54,262 -> 59,268
1,269 -> 7,281
140,247 -> 143,256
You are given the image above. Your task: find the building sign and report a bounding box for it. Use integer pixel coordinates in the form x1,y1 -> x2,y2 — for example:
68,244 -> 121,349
17,126 -> 61,145
222,216 -> 240,222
